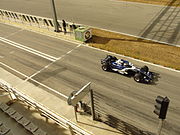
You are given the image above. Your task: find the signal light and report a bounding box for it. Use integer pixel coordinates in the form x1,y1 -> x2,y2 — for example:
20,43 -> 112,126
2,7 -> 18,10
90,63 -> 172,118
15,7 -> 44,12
154,96 -> 170,119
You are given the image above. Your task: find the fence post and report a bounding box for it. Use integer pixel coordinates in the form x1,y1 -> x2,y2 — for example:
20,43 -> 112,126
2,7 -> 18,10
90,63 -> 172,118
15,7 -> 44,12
90,89 -> 95,120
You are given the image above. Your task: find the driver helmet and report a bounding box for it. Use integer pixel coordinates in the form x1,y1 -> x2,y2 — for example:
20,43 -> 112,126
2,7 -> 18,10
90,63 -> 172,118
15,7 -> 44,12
116,59 -> 122,64
124,62 -> 129,66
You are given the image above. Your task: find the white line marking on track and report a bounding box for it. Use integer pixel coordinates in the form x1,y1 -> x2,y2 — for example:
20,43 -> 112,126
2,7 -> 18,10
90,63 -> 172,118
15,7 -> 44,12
0,37 -> 58,62
0,35 -> 81,99
31,78 -> 68,99
0,62 -> 68,99
7,43 -> 82,95
0,62 -> 29,78
18,22 -> 180,72
1,21 -> 179,72
82,44 -> 180,73
35,29 -> 180,72
26,43 -> 82,81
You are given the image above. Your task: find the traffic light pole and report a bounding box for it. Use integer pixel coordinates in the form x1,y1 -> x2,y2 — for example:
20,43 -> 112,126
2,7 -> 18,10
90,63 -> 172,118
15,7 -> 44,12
157,119 -> 164,135
50,0 -> 59,32
90,89 -> 95,120
154,96 -> 170,135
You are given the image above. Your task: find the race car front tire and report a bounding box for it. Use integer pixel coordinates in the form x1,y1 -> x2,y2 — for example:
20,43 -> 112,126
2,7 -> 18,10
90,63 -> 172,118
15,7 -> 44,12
134,73 -> 143,82
102,65 -> 110,71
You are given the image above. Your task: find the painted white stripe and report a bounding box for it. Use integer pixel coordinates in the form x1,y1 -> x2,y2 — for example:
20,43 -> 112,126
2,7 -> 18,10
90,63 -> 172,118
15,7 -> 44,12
0,62 -> 68,99
2,43 -> 82,98
1,20 -> 179,72
0,37 -> 58,61
83,44 -> 180,73
30,78 -> 68,99
27,43 -> 82,80
31,28 -> 180,72
19,44 -> 81,96
0,62 -> 29,77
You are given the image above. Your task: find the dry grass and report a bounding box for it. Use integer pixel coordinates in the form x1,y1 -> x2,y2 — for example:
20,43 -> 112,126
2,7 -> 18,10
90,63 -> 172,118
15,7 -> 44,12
88,28 -> 180,70
118,0 -> 180,7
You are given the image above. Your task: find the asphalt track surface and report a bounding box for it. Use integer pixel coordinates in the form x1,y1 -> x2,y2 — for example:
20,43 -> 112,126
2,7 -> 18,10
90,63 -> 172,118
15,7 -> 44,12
0,23 -> 180,135
0,0 -> 180,46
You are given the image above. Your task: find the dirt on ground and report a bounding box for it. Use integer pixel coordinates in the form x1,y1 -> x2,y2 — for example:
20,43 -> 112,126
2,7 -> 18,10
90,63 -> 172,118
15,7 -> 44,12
118,0 -> 180,7
88,28 -> 180,70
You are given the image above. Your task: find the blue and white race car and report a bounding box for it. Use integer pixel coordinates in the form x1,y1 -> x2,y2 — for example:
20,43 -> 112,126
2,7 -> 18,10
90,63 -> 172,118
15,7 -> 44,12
101,55 -> 153,83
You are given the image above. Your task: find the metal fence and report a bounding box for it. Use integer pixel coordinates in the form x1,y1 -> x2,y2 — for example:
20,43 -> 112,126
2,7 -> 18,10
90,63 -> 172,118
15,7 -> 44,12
93,91 -> 154,135
0,79 -> 92,135
0,9 -> 81,33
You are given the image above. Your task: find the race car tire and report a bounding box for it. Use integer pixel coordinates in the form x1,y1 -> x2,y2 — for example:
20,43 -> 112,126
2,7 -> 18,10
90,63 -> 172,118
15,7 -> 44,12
140,66 -> 149,73
102,64 -> 110,71
134,73 -> 143,82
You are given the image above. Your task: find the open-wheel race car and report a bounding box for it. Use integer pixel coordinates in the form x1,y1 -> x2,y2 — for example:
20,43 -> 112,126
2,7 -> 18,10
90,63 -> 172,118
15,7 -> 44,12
101,55 -> 153,83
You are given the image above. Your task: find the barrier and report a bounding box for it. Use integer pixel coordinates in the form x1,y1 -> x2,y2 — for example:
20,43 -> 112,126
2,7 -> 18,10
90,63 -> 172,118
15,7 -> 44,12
0,80 -> 92,135
0,9 -> 81,33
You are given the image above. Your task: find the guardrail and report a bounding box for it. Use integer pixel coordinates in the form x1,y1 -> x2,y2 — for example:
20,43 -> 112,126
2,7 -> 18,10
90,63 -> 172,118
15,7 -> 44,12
0,9 -> 81,33
0,79 -> 92,135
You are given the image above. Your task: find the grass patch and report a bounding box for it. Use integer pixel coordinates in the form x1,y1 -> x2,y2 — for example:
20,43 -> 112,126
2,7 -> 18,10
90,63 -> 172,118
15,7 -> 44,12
118,0 -> 180,7
88,28 -> 180,70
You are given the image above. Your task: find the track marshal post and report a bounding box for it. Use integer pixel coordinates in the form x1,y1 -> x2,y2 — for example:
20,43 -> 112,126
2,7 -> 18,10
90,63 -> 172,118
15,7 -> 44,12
67,82 -> 95,121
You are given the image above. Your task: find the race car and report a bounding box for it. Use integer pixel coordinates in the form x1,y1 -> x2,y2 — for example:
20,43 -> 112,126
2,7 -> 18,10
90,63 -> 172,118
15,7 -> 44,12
101,55 -> 153,83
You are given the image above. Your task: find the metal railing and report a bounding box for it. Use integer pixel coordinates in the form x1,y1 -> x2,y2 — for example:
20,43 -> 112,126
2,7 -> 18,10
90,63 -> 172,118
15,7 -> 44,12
0,79 -> 92,135
0,9 -> 81,33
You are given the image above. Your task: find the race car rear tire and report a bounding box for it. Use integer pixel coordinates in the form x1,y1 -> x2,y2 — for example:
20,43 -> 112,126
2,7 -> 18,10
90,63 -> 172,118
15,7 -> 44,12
134,73 -> 143,82
102,65 -> 110,71
141,66 -> 149,73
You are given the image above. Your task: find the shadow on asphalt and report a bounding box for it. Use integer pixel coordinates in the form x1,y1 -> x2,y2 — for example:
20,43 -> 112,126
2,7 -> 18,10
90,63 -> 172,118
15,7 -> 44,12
101,69 -> 160,85
32,66 -> 67,83
103,115 -> 156,135
138,0 -> 180,45
150,72 -> 161,85
93,92 -> 157,135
